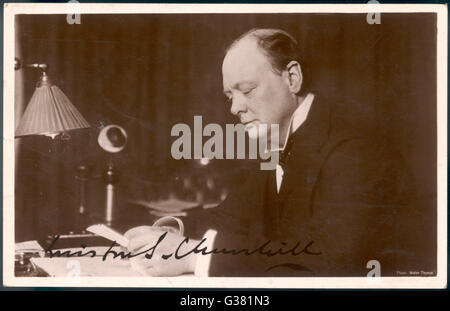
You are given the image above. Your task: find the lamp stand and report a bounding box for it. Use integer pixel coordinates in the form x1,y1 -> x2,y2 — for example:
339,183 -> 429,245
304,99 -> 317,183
103,158 -> 120,226
75,164 -> 90,215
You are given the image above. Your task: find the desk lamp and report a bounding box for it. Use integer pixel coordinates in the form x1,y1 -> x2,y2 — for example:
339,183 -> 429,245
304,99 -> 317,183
15,59 -> 91,226
14,59 -> 90,139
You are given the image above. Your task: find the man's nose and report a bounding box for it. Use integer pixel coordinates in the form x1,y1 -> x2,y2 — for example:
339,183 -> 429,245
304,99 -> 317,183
230,97 -> 246,116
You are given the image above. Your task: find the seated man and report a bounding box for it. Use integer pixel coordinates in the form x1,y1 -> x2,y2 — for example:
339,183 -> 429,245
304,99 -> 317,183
125,28 -> 414,277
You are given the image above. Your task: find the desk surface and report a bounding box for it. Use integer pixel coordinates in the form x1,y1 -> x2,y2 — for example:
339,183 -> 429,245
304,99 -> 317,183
17,246 -> 195,277
32,256 -> 143,277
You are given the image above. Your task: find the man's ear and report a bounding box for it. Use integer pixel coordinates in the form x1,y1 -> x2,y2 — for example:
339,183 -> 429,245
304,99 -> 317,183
285,61 -> 303,94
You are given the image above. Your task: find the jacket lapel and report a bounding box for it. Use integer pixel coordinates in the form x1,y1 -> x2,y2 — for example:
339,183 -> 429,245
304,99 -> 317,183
277,96 -> 331,209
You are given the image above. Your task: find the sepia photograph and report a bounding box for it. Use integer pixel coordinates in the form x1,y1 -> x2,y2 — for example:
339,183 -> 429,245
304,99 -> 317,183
3,3 -> 447,288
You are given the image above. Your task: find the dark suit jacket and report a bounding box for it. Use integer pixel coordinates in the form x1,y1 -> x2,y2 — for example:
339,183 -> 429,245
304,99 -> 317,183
187,96 -> 415,277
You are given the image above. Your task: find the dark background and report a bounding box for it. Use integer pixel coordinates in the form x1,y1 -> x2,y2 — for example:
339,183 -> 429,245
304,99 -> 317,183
14,13 -> 436,268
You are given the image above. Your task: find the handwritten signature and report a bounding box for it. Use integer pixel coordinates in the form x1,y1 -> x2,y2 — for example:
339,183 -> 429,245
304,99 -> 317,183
45,233 -> 322,262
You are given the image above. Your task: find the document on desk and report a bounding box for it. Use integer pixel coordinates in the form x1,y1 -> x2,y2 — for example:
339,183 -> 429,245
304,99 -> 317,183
86,224 -> 129,248
31,256 -> 143,277
30,246 -> 193,277
15,240 -> 44,253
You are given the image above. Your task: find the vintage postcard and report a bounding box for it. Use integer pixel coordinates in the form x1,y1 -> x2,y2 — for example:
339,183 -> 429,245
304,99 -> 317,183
2,3 -> 447,289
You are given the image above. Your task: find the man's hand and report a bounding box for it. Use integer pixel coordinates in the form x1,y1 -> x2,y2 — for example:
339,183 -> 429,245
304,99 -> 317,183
124,225 -> 199,276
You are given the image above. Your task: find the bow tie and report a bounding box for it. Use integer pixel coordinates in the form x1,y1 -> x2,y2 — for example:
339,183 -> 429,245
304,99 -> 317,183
279,135 -> 295,170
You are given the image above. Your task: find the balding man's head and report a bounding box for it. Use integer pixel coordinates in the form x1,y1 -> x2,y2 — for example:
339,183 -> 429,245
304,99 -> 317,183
226,29 -> 303,79
222,29 -> 305,145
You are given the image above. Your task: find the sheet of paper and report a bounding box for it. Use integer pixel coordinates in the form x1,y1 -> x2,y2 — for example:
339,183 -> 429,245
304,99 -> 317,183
15,240 -> 44,252
31,254 -> 195,277
86,224 -> 129,248
31,257 -> 143,277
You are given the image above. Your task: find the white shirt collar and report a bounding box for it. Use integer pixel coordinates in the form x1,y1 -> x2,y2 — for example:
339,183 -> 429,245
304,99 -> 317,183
275,93 -> 315,152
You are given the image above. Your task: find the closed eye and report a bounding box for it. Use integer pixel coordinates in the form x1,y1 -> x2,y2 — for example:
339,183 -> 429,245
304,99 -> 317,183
242,87 -> 256,95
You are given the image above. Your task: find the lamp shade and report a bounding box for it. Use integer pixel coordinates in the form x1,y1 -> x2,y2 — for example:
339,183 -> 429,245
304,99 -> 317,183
15,72 -> 90,138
